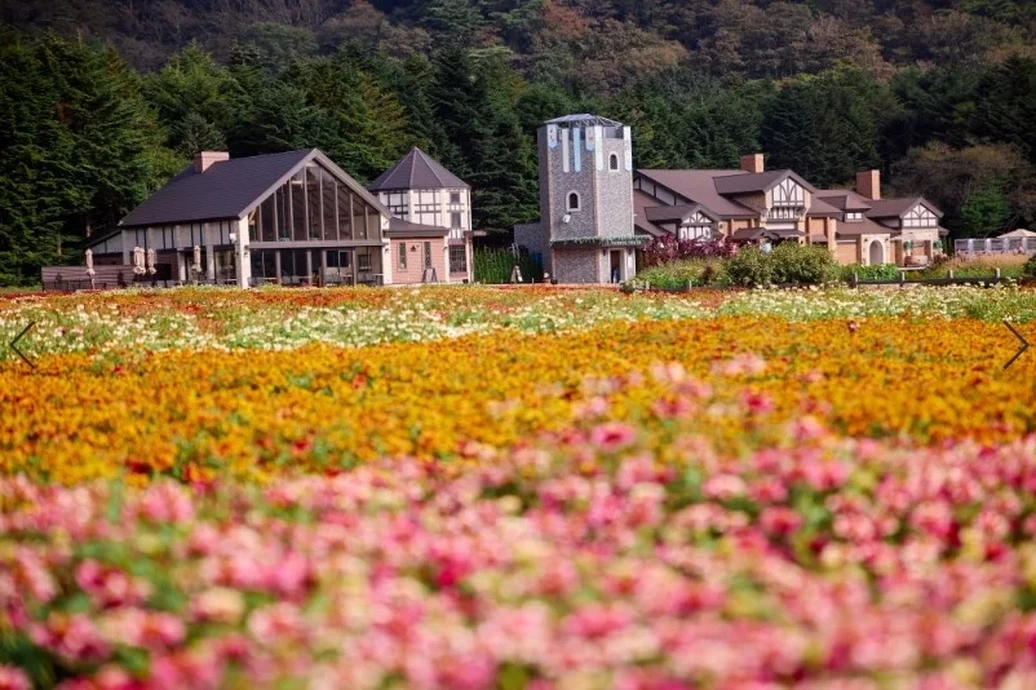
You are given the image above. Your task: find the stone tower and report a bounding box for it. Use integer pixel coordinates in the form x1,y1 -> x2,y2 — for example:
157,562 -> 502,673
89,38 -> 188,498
536,114 -> 639,284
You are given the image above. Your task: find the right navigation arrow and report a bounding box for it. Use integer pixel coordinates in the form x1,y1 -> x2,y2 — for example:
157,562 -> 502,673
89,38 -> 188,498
1003,320 -> 1030,371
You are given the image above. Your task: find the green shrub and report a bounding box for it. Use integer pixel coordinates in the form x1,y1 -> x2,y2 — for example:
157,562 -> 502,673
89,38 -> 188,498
1024,255 -> 1036,278
839,263 -> 899,282
725,247 -> 775,287
473,249 -> 543,283
635,258 -> 727,289
770,243 -> 839,285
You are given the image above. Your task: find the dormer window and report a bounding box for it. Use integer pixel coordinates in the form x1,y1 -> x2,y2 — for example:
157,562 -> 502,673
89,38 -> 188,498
567,192 -> 581,211
609,153 -> 619,171
846,212 -> 863,222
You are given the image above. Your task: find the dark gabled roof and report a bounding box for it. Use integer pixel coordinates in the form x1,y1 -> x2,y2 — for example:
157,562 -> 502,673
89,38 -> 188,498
120,149 -> 390,228
368,147 -> 469,191
643,203 -> 719,224
385,217 -> 450,238
632,190 -> 667,237
806,196 -> 842,218
730,227 -> 802,241
635,170 -> 760,219
865,197 -> 943,220
835,216 -> 896,237
815,189 -> 874,212
713,169 -> 816,195
121,150 -> 310,227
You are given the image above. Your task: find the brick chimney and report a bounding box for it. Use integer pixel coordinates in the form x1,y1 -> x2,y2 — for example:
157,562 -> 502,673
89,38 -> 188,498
856,169 -> 881,200
739,153 -> 764,174
194,151 -> 229,174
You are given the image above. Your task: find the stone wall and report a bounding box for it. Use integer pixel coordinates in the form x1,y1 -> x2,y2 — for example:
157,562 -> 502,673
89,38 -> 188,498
597,130 -> 634,239
547,127 -> 596,241
553,247 -> 600,284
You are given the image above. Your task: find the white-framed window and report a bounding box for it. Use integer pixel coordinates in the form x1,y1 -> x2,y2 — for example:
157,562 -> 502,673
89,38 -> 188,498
903,204 -> 938,228
609,153 -> 619,171
772,178 -> 805,207
846,212 -> 863,222
449,191 -> 461,204
567,191 -> 581,211
449,245 -> 467,273
451,211 -> 462,228
398,242 -> 407,269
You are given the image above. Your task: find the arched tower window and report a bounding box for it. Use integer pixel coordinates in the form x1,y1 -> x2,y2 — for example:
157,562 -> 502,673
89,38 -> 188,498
567,192 -> 581,211
609,153 -> 619,171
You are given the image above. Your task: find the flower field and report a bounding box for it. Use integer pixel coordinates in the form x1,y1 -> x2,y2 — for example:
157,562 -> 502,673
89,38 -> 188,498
4,285 -> 1036,689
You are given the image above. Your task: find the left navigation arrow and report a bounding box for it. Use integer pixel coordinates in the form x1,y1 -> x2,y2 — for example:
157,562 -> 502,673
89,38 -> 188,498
9,322 -> 36,369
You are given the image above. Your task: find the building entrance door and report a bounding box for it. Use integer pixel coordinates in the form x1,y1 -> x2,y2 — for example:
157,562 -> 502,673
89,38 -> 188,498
610,250 -> 622,283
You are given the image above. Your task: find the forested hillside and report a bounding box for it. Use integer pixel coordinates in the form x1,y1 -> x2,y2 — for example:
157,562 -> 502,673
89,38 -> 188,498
1,0 -> 1035,284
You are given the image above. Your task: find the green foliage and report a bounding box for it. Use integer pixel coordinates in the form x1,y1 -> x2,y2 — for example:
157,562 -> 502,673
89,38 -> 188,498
725,247 -> 776,287
761,67 -> 885,186
839,263 -> 900,282
635,259 -> 729,288
0,31 -> 167,286
769,243 -> 840,285
473,248 -> 543,284
1024,255 -> 1036,278
726,244 -> 838,287
958,180 -> 1012,237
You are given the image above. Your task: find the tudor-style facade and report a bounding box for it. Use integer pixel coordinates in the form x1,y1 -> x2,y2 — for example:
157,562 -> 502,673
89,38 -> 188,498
516,116 -> 948,282
629,156 -> 944,268
816,171 -> 946,266
368,148 -> 475,283
85,149 -> 455,287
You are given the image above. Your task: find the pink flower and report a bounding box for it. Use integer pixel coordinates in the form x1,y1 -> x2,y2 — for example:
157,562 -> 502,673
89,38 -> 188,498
739,390 -> 775,416
247,603 -> 305,647
760,507 -> 803,537
0,665 -> 31,690
589,422 -> 637,453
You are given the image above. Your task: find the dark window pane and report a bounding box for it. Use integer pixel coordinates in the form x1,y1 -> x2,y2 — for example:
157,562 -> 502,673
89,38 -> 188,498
367,203 -> 380,240
450,245 -> 467,272
276,186 -> 291,241
321,170 -> 337,241
337,185 -> 352,240
261,195 -> 276,242
307,166 -> 321,240
291,171 -> 306,241
352,194 -> 366,240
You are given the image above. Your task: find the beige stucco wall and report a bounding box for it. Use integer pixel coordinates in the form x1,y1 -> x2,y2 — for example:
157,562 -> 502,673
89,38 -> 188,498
390,237 -> 447,284
835,240 -> 860,265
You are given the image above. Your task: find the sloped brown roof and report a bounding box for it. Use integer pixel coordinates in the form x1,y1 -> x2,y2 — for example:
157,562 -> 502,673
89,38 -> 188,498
865,197 -> 943,220
120,149 -> 391,228
835,217 -> 894,237
369,147 -> 469,191
120,150 -> 314,227
632,190 -> 667,237
635,170 -> 760,219
385,217 -> 450,238
806,196 -> 842,218
730,227 -> 802,240
713,169 -> 816,195
643,203 -> 719,223
815,189 -> 874,212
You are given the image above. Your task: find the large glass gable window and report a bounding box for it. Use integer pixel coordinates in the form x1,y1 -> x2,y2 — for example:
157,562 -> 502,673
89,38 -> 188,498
255,161 -> 382,243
